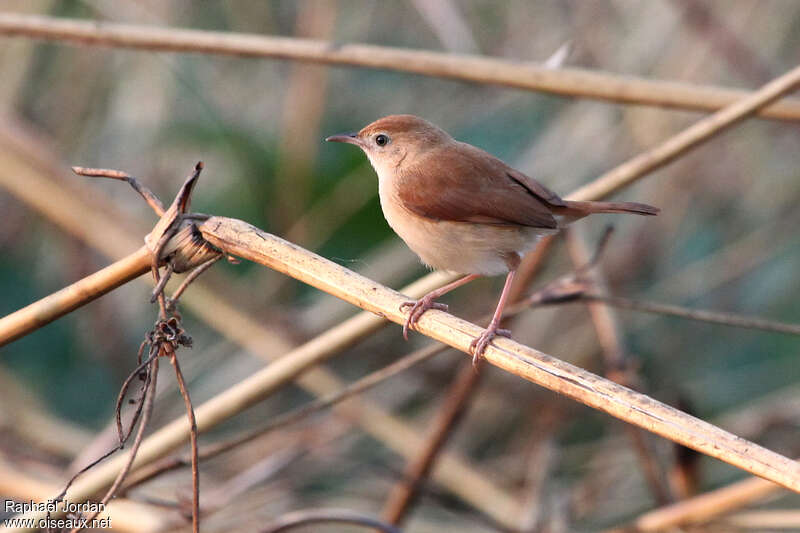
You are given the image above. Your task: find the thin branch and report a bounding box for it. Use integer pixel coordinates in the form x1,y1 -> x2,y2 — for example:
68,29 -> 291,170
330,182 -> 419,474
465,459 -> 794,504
261,508 -> 403,533
0,245 -> 152,346
565,228 -> 625,367
48,351 -> 155,511
115,346 -> 156,444
167,351 -> 199,533
620,466 -> 792,531
527,284 -> 800,338
168,256 -> 221,304
382,363 -> 482,525
150,264 -> 174,304
69,357 -> 159,533
565,229 -> 672,505
0,13 -> 800,120
567,63 -> 800,202
670,397 -> 702,499
673,0 -> 773,84
516,405 -> 562,531
71,166 -> 165,216
123,341 -> 448,491
583,294 -> 800,336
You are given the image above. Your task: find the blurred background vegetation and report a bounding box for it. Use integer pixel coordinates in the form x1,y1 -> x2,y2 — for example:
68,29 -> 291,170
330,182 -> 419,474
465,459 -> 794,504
1,1 -> 799,531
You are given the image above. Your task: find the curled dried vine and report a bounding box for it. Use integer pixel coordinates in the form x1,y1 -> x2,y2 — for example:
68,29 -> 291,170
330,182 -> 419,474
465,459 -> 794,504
49,163 -> 226,533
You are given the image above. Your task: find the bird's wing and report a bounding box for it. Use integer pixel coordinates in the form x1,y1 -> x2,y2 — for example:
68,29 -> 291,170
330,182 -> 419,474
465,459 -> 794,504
396,142 -> 562,229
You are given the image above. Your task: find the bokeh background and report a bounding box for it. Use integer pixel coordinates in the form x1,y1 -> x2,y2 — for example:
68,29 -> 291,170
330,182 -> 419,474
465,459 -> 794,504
1,1 -> 799,531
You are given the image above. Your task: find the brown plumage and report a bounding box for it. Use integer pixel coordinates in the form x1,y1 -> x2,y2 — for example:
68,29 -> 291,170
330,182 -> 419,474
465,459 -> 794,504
327,114 -> 659,363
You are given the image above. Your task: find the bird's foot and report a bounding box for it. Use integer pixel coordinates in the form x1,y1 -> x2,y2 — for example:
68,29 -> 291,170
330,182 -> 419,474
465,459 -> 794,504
400,297 -> 449,340
469,325 -> 512,366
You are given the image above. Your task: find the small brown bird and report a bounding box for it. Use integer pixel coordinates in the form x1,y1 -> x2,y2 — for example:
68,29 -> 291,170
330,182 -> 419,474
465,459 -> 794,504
327,115 -> 658,363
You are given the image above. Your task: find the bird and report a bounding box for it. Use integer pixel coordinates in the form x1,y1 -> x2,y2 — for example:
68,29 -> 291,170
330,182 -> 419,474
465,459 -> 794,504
326,114 -> 658,364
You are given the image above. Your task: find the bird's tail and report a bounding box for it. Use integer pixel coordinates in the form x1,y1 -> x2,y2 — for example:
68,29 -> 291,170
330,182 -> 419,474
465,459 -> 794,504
551,200 -> 659,225
557,200 -> 659,216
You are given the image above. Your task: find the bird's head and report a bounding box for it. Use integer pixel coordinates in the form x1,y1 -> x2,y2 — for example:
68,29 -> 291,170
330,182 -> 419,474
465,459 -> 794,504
326,114 -> 452,175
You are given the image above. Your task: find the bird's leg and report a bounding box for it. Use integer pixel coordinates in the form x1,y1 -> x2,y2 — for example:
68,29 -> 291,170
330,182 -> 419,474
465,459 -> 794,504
470,270 -> 516,365
400,274 -> 480,340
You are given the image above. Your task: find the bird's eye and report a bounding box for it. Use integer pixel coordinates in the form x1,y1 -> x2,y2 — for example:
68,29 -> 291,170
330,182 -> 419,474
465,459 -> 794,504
375,134 -> 389,147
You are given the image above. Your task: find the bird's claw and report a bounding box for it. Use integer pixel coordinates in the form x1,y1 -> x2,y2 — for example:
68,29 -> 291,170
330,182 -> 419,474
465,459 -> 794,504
469,325 -> 512,366
400,298 -> 448,340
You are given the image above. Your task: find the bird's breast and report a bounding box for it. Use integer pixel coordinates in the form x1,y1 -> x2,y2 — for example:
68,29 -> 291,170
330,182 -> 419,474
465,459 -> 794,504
377,176 -> 546,275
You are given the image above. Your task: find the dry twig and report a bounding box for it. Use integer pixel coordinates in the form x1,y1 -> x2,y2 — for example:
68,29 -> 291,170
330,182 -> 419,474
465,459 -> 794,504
381,363 -> 482,525
167,351 -> 199,533
0,246 -> 151,346
68,358 -> 159,533
121,342 -> 449,491
565,228 -> 672,505
582,294 -> 800,336
567,63 -> 800,202
525,265 -> 800,338
613,467 -> 790,531
44,344 -> 157,516
71,166 -> 165,216
1,13 -> 800,120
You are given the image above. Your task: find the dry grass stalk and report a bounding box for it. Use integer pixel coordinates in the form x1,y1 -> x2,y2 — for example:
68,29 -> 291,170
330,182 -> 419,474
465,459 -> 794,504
626,471 -> 790,531
1,13 -> 800,120
121,342 -> 448,491
273,0 -> 338,239
167,352 -> 199,533
565,229 -> 672,505
567,62 -> 800,202
723,509 -> 800,530
582,294 -> 800,335
381,363 -> 482,525
66,358 -> 159,533
0,246 -> 151,346
515,405 -> 563,531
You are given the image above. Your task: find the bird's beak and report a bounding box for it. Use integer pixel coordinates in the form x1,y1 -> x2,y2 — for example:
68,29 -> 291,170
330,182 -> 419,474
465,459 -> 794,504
325,132 -> 362,146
